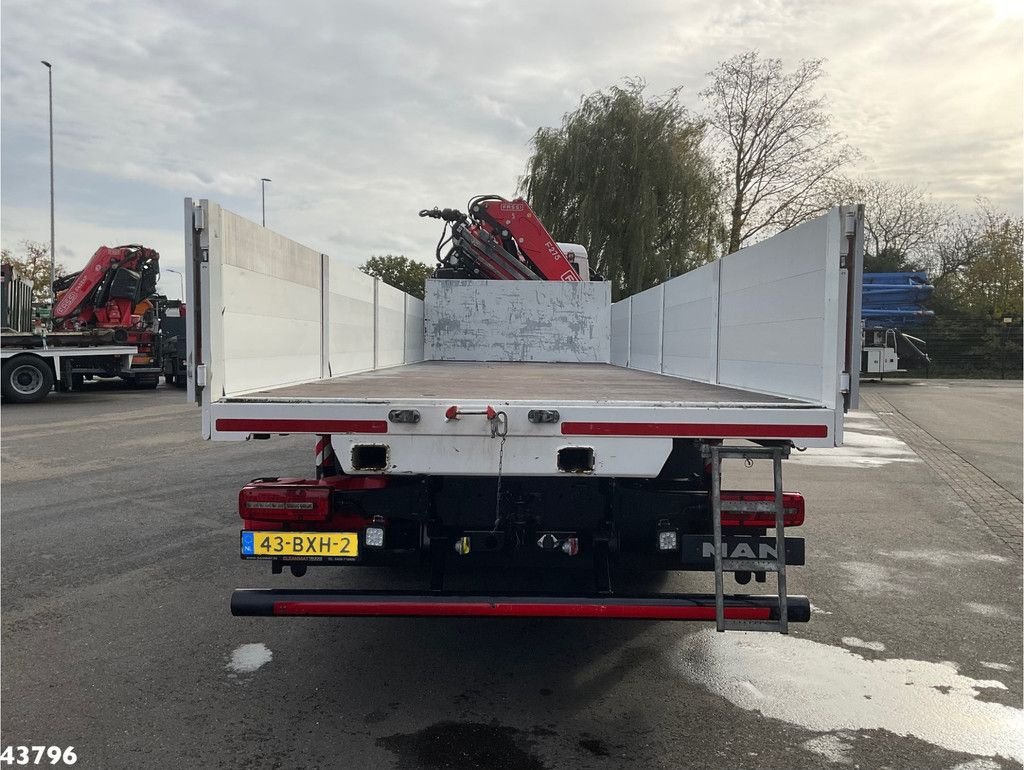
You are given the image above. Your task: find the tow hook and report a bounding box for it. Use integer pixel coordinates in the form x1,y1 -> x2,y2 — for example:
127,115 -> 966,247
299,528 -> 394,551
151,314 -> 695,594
445,405 -> 508,438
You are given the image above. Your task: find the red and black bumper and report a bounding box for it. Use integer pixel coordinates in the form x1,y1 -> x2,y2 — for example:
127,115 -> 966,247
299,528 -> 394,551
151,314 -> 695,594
231,589 -> 810,622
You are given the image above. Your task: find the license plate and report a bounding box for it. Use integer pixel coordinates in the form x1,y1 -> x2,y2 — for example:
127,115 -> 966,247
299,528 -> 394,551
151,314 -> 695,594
241,531 -> 359,559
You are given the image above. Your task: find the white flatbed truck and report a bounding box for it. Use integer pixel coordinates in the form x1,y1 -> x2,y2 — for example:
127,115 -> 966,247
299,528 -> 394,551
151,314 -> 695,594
185,198 -> 864,632
0,339 -> 138,403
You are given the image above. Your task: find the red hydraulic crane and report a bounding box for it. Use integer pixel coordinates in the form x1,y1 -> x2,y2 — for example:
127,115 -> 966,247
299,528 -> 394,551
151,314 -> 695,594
420,195 -> 588,281
52,244 -> 160,331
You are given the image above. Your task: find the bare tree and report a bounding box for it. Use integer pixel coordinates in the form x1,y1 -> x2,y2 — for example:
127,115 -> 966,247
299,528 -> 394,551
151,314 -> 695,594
701,51 -> 855,253
1,240 -> 66,303
832,177 -> 951,271
927,200 -> 1005,288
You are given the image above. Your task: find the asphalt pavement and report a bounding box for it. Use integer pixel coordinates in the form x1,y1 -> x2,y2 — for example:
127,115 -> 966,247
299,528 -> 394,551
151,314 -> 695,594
1,378 -> 1022,769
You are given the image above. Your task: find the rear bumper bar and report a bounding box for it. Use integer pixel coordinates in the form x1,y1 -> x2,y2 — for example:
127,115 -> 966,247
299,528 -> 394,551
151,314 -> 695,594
231,590 -> 810,622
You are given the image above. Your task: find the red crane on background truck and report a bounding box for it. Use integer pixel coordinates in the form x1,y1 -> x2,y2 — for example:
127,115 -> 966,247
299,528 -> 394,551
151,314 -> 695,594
1,244 -> 165,402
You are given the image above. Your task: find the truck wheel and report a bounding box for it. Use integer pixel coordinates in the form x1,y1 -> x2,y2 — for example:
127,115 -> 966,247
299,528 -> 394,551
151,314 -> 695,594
165,373 -> 176,386
1,355 -> 55,403
133,374 -> 160,390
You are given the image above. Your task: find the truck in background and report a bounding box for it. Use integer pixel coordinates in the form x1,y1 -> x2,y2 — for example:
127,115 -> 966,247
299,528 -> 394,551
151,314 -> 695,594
159,300 -> 187,388
861,272 -> 933,378
185,197 -> 863,633
1,244 -> 164,402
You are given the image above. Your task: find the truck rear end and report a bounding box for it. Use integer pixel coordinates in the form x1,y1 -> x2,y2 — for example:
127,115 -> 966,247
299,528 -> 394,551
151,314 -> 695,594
185,198 -> 863,632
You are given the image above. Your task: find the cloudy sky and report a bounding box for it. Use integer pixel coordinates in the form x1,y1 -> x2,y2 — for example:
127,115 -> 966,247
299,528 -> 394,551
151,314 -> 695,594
2,0 -> 1020,298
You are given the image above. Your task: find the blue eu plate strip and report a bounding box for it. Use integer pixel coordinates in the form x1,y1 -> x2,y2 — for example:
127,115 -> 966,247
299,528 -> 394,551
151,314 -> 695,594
241,531 -> 255,556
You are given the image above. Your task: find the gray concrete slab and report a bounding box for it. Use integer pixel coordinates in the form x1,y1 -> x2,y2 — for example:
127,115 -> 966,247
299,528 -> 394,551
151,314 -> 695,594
864,379 -> 1023,499
2,381 -> 1021,769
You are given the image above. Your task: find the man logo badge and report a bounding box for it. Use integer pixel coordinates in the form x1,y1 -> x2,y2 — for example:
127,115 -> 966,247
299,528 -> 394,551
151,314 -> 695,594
702,542 -> 778,560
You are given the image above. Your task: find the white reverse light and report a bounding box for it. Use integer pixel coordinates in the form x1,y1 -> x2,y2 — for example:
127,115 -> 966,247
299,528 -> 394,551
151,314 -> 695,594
658,530 -> 679,551
365,526 -> 385,548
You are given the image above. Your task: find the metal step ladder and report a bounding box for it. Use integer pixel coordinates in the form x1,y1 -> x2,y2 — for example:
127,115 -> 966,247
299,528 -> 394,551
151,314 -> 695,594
707,444 -> 791,633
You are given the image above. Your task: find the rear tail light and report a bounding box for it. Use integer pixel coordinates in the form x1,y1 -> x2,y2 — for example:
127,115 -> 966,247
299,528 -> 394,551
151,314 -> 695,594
239,482 -> 331,521
719,491 -> 805,527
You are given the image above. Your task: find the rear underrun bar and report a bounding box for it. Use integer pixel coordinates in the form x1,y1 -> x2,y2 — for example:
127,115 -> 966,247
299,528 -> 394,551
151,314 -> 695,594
231,590 -> 810,621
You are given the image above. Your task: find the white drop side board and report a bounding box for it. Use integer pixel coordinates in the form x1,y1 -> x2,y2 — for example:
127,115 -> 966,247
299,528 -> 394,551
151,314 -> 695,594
184,199 -> 426,438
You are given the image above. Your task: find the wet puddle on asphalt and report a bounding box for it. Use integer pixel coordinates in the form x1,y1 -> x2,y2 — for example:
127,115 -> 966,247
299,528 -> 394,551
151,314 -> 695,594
226,642 -> 273,674
377,721 -> 546,770
794,411 -> 920,468
675,629 -> 1024,763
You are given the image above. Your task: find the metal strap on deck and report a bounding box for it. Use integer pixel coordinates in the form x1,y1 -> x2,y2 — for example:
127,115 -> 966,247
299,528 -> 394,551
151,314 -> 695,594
708,444 -> 790,634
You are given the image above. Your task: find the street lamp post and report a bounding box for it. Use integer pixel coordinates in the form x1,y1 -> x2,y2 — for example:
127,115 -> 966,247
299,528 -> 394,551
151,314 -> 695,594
260,177 -> 271,227
41,60 -> 55,324
165,268 -> 185,300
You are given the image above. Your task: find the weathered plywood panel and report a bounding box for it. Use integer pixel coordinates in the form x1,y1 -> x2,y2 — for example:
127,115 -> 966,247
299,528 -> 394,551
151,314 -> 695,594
424,279 -> 611,363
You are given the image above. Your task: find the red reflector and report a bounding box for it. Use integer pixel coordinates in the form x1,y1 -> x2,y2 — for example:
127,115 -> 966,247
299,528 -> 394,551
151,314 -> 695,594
271,601 -> 772,620
238,483 -> 330,521
719,491 -> 805,527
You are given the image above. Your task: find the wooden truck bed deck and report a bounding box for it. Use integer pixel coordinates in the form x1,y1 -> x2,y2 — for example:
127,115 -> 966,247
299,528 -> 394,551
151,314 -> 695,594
229,361 -> 806,406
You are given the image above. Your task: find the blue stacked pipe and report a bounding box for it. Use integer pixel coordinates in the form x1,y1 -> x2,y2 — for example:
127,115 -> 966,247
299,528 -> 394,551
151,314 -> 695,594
862,272 -> 935,329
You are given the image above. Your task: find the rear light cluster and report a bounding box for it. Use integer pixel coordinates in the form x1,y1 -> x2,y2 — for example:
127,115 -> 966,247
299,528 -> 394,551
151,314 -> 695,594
719,491 -> 805,527
238,476 -> 388,524
240,483 -> 331,521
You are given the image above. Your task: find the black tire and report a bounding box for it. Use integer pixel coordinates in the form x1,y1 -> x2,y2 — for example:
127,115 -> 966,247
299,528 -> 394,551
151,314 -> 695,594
133,374 -> 160,390
165,373 -> 176,386
1,355 -> 55,403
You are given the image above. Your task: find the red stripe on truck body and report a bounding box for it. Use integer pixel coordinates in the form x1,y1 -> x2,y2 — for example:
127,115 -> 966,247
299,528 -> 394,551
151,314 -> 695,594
560,422 -> 828,439
215,419 -> 388,434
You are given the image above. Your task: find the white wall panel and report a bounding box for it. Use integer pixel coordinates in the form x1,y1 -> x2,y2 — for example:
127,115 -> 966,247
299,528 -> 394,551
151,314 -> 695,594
627,284 -> 663,373
328,265 -> 376,376
376,281 -> 407,368
610,299 -> 630,367
200,201 -> 423,397
404,296 -> 425,363
661,261 -> 718,383
716,212 -> 840,405
611,209 -> 845,406
217,209 -> 323,396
